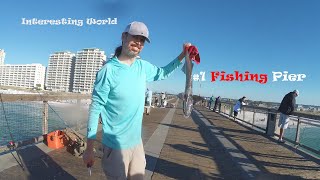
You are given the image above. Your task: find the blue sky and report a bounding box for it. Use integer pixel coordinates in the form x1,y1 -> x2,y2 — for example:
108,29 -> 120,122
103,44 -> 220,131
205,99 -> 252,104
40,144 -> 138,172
0,0 -> 319,105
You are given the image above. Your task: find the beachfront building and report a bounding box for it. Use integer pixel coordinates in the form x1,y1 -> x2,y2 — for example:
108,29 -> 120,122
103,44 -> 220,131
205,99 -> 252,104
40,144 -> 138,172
0,64 -> 46,89
46,51 -> 76,92
73,48 -> 106,94
0,49 -> 5,65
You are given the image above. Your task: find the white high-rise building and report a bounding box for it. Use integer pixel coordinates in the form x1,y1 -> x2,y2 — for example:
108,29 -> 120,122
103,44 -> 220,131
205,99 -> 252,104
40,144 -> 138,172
73,48 -> 106,93
0,49 -> 5,65
46,52 -> 76,92
0,64 -> 46,89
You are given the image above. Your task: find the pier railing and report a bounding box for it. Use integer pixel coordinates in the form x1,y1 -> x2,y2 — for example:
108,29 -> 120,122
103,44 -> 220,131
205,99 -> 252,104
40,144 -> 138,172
212,101 -> 320,157
0,93 -> 175,153
0,93 -> 91,152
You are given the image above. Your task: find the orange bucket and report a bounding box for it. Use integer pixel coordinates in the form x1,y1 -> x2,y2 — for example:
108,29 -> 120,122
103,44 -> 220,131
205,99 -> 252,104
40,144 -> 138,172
47,130 -> 65,149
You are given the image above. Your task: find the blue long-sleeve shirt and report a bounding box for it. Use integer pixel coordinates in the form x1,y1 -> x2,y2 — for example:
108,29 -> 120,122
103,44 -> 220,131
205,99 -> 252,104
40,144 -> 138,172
87,56 -> 182,149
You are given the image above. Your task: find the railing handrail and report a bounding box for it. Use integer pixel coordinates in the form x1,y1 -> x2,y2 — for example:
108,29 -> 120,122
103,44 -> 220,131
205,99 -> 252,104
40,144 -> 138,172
0,94 -> 91,102
219,101 -> 320,121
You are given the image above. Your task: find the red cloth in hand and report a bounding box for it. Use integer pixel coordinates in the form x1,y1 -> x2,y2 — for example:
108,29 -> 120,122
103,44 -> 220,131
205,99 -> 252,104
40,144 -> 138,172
187,45 -> 200,64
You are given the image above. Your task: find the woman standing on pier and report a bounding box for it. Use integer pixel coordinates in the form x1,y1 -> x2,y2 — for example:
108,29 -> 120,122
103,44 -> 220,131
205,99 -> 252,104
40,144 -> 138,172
83,21 -> 191,179
233,96 -> 246,120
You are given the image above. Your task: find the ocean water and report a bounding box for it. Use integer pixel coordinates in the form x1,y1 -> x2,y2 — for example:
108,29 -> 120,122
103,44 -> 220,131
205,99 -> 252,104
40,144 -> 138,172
284,121 -> 320,154
0,101 -> 89,146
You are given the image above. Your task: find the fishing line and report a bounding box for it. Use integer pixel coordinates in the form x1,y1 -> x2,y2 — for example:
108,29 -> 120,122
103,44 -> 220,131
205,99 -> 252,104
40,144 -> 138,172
0,93 -> 25,170
297,117 -> 308,148
35,91 -> 103,145
0,94 -> 15,147
35,91 -> 83,135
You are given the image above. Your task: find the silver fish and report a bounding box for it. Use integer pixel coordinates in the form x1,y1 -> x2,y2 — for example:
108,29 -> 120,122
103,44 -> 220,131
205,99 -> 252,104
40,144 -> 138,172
182,52 -> 193,118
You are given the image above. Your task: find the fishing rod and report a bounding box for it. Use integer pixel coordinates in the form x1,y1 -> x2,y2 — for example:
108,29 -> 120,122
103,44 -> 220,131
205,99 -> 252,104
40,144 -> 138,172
35,91 -> 79,135
0,93 -> 25,170
35,91 -> 87,135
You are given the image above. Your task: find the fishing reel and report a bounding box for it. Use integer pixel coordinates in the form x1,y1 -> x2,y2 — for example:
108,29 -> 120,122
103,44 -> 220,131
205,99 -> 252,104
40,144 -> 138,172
63,129 -> 87,158
71,138 -> 87,158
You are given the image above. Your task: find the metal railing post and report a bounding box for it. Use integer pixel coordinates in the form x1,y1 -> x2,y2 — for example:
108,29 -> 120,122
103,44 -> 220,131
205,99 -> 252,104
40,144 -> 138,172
252,109 -> 256,127
266,111 -> 277,136
294,117 -> 301,146
42,101 -> 48,135
229,105 -> 233,117
242,108 -> 245,120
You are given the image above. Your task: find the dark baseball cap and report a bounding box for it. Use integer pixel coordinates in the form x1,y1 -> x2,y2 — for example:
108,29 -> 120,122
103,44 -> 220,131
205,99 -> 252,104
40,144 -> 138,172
124,21 -> 150,43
